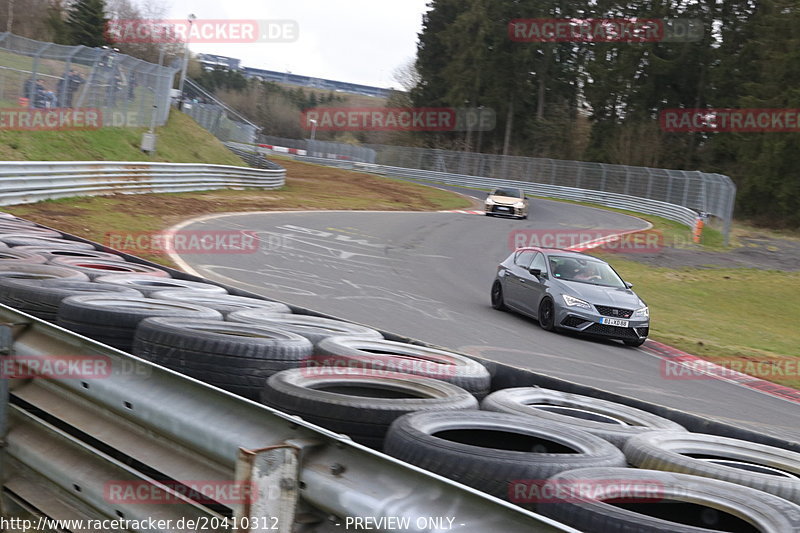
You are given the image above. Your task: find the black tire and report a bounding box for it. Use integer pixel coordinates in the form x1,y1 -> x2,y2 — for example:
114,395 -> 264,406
227,311 -> 381,345
538,297 -> 556,331
93,275 -> 227,297
0,214 -> 37,226
490,280 -> 506,311
480,388 -> 686,448
536,467 -> 800,533
0,234 -> 95,249
151,291 -> 290,317
383,410 -> 626,501
0,250 -> 48,264
314,337 -> 491,397
0,279 -> 142,322
48,257 -> 170,280
57,295 -> 223,353
133,318 -> 313,400
624,431 -> 800,504
0,225 -> 61,237
0,262 -> 89,281
16,246 -> 124,262
262,368 -> 478,448
624,338 -> 647,347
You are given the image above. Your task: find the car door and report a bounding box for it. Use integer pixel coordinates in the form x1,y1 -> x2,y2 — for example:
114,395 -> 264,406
515,252 -> 548,316
503,250 -> 535,310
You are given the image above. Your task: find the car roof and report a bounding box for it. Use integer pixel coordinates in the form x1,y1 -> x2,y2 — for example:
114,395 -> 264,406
513,247 -> 603,261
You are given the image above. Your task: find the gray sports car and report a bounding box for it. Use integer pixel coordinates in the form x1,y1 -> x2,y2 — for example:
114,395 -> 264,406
491,247 -> 649,346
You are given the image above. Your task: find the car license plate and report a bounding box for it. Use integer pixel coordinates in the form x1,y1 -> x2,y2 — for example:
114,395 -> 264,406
601,317 -> 629,327
497,206 -> 510,211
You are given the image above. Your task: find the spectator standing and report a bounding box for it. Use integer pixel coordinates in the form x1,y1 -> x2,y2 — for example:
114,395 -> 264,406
57,69 -> 85,107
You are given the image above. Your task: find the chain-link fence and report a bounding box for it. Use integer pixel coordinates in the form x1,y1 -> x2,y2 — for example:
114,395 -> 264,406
258,134 -> 376,162
180,79 -> 259,144
0,32 -> 177,128
364,144 -> 736,242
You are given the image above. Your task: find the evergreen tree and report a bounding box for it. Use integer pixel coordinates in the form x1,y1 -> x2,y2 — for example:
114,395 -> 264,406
65,0 -> 108,47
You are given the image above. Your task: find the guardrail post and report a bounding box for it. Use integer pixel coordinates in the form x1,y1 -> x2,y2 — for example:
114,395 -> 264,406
0,324 -> 13,516
234,440 -> 318,533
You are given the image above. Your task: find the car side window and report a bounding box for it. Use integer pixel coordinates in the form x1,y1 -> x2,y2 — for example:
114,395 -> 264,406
530,252 -> 547,274
514,251 -> 535,269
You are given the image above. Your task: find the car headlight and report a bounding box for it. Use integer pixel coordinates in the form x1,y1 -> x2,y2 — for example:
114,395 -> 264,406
485,198 -> 495,205
633,306 -> 649,319
513,201 -> 525,208
562,294 -> 591,309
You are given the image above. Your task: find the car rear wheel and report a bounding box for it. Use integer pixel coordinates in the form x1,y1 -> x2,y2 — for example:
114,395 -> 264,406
538,298 -> 556,331
491,281 -> 506,311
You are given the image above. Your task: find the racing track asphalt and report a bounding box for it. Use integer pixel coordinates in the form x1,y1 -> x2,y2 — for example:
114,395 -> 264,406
170,197 -> 800,443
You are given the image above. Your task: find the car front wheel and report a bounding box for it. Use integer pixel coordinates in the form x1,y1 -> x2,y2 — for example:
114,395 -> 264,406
538,298 -> 556,331
491,281 -> 506,311
623,338 -> 647,347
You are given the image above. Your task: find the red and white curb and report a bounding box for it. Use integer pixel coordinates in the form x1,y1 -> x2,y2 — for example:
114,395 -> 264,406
258,144 -> 307,156
439,209 -> 484,214
641,340 -> 800,404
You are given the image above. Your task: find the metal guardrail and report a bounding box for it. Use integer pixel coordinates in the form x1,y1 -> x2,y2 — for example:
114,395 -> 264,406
293,157 -> 701,232
225,142 -> 286,170
364,144 -> 736,244
0,301 -> 576,532
364,164 -> 700,228
0,161 -> 285,206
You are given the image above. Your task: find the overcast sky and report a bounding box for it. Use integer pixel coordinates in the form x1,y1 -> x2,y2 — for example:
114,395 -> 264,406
163,0 -> 430,89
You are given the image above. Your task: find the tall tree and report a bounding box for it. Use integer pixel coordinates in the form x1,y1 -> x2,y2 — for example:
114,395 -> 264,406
66,0 -> 108,47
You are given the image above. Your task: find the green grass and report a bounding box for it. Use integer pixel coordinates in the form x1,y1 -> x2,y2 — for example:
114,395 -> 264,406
609,259 -> 800,387
0,111 -> 244,165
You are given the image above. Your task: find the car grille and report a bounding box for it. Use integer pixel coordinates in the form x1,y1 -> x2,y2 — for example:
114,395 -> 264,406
562,315 -> 589,328
585,323 -> 639,338
594,305 -> 633,319
491,205 -> 517,214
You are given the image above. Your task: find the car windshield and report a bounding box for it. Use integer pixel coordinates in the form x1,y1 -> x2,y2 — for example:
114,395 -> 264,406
548,256 -> 625,288
492,188 -> 523,198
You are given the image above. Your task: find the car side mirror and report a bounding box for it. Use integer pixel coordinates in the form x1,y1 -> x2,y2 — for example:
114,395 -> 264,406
624,281 -> 633,289
530,268 -> 542,277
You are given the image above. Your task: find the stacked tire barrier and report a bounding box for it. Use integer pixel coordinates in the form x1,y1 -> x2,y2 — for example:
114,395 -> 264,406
1,212 -> 798,532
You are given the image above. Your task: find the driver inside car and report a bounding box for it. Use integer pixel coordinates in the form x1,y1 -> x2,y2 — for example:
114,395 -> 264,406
573,262 -> 601,282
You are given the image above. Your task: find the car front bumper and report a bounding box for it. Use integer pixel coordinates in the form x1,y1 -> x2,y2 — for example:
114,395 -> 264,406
485,204 -> 526,217
555,307 -> 649,341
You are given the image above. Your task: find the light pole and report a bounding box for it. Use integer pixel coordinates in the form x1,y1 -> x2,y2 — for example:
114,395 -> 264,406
309,118 -> 317,156
177,14 -> 196,104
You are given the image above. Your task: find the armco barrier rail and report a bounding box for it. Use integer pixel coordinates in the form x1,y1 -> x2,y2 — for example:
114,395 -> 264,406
292,157 -> 702,232
365,164 -> 700,228
284,143 -> 736,244
1,305 -> 575,533
0,161 -> 285,206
